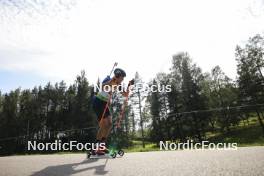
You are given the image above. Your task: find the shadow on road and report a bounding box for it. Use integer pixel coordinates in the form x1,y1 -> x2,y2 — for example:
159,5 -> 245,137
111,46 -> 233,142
30,157 -> 109,176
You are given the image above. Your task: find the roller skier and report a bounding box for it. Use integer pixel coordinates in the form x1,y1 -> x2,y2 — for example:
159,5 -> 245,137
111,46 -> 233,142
89,63 -> 134,158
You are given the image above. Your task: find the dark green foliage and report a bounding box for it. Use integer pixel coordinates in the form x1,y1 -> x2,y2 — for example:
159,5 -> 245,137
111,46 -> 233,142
236,34 -> 264,133
0,71 -> 97,155
148,35 -> 264,144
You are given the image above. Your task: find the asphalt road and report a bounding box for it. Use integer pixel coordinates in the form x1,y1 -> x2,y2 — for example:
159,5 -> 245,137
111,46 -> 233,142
0,147 -> 264,176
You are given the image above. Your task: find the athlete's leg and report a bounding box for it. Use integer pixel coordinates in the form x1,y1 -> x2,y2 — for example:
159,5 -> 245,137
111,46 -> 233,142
96,127 -> 103,141
100,116 -> 112,141
94,119 -> 108,154
102,116 -> 112,139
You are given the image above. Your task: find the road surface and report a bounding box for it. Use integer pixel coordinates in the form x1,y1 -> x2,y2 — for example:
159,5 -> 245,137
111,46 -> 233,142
0,147 -> 264,176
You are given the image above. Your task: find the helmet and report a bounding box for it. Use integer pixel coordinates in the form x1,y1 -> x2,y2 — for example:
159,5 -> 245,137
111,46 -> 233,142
114,68 -> 126,78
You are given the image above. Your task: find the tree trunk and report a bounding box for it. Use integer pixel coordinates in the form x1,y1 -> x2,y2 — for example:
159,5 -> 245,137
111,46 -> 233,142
256,109 -> 264,135
209,117 -> 215,132
193,113 -> 202,142
138,90 -> 145,148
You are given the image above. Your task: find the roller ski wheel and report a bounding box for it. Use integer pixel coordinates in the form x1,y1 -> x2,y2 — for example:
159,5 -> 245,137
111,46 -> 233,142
87,151 -> 92,159
86,150 -> 96,159
118,149 -> 124,156
110,152 -> 117,158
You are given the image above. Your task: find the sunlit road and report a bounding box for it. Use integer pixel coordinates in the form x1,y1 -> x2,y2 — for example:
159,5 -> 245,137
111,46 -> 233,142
0,147 -> 264,176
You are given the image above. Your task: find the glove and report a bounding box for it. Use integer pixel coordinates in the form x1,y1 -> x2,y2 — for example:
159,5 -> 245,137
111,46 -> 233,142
129,79 -> 135,86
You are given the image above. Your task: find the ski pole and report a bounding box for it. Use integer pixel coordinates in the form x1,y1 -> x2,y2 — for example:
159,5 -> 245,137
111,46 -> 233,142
109,62 -> 118,76
99,62 -> 118,126
99,93 -> 112,127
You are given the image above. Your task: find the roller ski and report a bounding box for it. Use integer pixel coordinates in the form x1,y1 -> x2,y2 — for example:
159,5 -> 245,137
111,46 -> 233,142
86,148 -> 124,159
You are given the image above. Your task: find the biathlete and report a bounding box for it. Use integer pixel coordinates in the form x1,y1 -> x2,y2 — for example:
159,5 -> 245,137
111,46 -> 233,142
92,68 -> 133,155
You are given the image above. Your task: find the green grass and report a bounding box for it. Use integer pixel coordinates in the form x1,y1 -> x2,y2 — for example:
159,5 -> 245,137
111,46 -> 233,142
208,125 -> 264,147
124,140 -> 159,153
125,116 -> 264,152
208,116 -> 264,147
